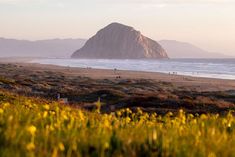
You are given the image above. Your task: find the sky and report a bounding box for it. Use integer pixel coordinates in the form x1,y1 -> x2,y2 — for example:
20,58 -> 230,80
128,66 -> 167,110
0,0 -> 235,55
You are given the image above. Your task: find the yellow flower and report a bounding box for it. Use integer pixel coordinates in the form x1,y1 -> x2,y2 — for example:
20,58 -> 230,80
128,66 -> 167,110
103,119 -> 111,129
188,114 -> 194,119
167,112 -> 173,117
62,113 -> 68,120
208,152 -> 216,157
49,110 -> 56,115
43,111 -> 48,118
200,114 -> 208,120
125,117 -> 131,123
49,125 -> 55,131
0,108 -> 3,114
152,129 -> 157,141
116,111 -> 122,117
104,142 -> 109,149
27,125 -> 37,136
126,108 -> 132,114
137,108 -> 143,115
78,110 -> 85,121
43,104 -> 50,110
26,142 -> 35,151
52,148 -> 58,157
58,142 -> 65,151
3,103 -> 10,108
192,119 -> 197,124
8,115 -> 13,122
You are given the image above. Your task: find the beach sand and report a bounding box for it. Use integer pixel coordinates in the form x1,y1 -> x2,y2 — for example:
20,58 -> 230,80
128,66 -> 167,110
16,62 -> 235,92
0,59 -> 235,114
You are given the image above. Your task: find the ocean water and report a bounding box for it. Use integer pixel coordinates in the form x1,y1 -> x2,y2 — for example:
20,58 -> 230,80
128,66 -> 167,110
30,58 -> 235,80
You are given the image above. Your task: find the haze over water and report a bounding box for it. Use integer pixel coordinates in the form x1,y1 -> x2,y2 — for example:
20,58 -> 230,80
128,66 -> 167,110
31,58 -> 235,80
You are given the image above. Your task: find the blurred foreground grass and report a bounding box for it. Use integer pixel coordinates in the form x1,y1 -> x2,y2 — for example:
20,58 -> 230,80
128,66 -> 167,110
0,90 -> 234,157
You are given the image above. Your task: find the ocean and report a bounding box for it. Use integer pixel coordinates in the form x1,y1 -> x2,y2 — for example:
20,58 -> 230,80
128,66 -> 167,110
30,58 -> 235,80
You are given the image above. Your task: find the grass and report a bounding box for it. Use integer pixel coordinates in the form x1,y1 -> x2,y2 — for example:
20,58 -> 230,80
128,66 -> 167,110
0,77 -> 15,85
0,90 -> 234,157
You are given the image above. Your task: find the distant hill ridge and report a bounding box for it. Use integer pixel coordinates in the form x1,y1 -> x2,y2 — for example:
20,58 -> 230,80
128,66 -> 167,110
159,40 -> 230,58
71,23 -> 168,59
0,34 -> 231,58
0,38 -> 86,58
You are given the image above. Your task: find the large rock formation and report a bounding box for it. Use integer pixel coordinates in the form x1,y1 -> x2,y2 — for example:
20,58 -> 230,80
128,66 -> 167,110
71,23 -> 168,59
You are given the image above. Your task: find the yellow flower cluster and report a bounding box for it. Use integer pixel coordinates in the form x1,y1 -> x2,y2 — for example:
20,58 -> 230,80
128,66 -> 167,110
27,125 -> 37,136
0,93 -> 234,157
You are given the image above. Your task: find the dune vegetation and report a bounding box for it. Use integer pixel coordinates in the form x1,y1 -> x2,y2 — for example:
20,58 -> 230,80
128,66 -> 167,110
0,90 -> 234,157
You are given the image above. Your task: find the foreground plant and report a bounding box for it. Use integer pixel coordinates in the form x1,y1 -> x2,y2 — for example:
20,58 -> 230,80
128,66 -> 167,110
0,91 -> 234,157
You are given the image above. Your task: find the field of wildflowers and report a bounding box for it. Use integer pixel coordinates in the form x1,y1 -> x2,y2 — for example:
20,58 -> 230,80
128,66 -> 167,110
0,90 -> 235,157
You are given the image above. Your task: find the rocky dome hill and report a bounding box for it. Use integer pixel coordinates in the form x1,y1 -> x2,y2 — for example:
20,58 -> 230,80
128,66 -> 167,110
71,23 -> 168,59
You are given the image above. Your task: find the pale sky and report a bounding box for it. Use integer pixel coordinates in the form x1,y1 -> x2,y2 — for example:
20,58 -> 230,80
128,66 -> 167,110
0,0 -> 235,55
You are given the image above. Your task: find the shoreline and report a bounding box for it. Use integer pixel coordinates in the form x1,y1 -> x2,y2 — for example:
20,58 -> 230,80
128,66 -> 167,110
16,62 -> 235,92
1,56 -> 235,81
1,57 -> 235,92
29,58 -> 235,80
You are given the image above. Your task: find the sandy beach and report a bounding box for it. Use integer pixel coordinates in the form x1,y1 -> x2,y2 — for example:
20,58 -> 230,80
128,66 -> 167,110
0,59 -> 235,114
15,62 -> 235,91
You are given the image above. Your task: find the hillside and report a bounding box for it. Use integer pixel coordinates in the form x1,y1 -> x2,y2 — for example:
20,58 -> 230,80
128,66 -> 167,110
0,38 -> 86,58
159,40 -> 230,58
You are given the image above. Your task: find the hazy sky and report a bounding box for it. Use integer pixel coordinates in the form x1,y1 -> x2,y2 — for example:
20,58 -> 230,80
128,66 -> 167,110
0,0 -> 235,55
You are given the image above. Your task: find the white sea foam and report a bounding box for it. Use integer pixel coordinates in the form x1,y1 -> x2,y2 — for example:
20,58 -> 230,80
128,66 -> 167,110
30,58 -> 235,80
